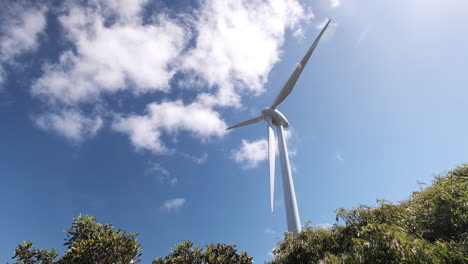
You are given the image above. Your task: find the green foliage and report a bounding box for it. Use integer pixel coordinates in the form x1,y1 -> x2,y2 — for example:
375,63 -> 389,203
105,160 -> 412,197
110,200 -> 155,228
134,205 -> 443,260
152,241 -> 252,264
12,241 -> 58,264
270,165 -> 468,264
152,241 -> 203,264
59,215 -> 142,264
11,216 -> 252,264
11,165 -> 467,264
203,243 -> 252,264
11,215 -> 141,264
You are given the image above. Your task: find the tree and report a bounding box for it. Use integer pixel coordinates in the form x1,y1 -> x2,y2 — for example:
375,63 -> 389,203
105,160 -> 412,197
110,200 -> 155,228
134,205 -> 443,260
13,241 -> 57,264
11,216 -> 252,264
269,164 -> 468,264
152,241 -> 203,264
12,215 -> 142,264
152,241 -> 252,264
12,165 -> 466,264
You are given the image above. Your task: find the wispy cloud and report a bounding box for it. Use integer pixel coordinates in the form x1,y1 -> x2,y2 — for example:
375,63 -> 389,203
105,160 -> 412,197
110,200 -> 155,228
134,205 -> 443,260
34,110 -> 103,143
147,163 -> 178,186
264,228 -> 277,235
292,27 -> 305,38
333,152 -> 344,163
161,198 -> 186,212
292,10 -> 314,39
356,26 -> 371,46
0,2 -> 47,86
180,152 -> 208,164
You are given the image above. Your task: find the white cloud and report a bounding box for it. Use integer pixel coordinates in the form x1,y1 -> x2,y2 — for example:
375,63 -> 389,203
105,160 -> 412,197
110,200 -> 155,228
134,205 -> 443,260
32,5 -> 188,105
232,129 -> 296,168
113,113 -> 168,153
292,28 -> 305,38
0,2 -> 47,85
0,3 -> 47,60
232,139 -> 268,168
183,0 -> 308,107
330,0 -> 340,8
113,100 -> 227,154
29,1 -> 188,141
23,0 -> 310,154
147,162 -> 178,186
99,0 -> 149,23
161,198 -> 186,212
34,110 -> 103,142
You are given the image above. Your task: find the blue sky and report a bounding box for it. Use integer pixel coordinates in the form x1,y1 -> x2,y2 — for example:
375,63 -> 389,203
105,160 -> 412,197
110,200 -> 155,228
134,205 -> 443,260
1,0 -> 468,262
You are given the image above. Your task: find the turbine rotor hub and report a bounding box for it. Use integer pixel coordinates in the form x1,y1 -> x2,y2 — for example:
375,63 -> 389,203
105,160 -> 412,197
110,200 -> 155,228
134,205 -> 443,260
262,108 -> 289,127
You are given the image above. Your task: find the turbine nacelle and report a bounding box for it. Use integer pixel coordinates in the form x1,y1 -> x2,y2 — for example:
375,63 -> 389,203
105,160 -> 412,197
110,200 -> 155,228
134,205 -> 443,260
262,108 -> 289,128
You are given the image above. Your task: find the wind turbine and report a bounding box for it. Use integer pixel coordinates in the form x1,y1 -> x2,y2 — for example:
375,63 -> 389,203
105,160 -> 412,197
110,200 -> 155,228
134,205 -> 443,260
226,19 -> 331,233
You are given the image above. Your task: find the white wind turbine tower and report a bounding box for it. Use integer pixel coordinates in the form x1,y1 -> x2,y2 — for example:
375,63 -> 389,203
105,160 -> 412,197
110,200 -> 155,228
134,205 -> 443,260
226,19 -> 331,233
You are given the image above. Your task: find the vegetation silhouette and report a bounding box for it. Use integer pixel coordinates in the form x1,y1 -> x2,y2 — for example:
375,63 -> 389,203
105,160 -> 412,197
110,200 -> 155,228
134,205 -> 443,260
269,165 -> 467,263
11,165 -> 467,263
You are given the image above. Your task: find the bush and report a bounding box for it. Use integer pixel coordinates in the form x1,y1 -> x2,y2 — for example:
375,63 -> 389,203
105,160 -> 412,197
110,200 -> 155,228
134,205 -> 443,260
269,165 -> 468,264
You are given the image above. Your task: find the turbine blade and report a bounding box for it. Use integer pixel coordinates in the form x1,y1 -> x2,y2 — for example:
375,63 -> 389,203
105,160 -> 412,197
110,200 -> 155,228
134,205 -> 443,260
226,115 -> 263,130
267,117 -> 276,212
270,19 -> 331,109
